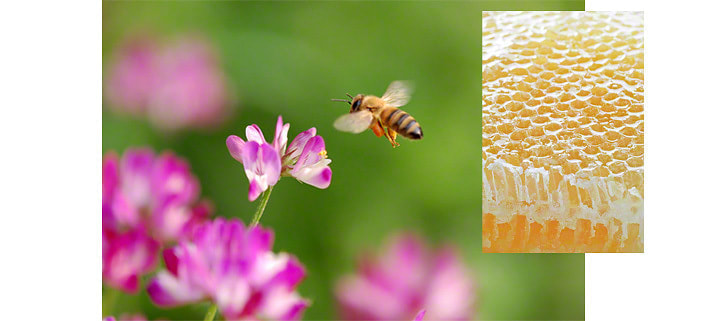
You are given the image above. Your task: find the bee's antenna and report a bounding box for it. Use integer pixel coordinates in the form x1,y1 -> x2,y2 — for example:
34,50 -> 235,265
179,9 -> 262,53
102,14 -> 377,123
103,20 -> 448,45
345,93 -> 353,99
331,98 -> 351,104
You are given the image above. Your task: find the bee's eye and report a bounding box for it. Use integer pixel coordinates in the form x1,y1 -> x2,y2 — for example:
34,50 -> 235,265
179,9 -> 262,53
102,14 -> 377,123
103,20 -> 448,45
352,99 -> 361,110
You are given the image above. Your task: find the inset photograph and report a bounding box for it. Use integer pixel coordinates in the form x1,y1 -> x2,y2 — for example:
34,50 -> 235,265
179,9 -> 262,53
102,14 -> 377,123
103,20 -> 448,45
482,12 -> 644,253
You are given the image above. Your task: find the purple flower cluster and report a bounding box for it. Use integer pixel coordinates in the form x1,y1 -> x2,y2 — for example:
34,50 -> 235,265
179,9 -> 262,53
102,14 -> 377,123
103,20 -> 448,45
102,117 -> 476,321
105,34 -> 231,131
227,116 -> 332,201
336,234 -> 475,321
147,218 -> 309,321
102,149 -> 211,293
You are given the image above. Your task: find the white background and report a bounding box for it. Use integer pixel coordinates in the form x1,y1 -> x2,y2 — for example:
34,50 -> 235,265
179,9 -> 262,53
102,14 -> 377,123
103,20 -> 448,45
586,0 -> 710,320
1,0 -> 708,320
1,0 -> 101,320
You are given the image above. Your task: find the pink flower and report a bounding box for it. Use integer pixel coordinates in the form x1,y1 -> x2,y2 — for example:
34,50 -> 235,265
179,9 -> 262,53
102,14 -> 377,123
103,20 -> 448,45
226,116 -> 332,201
148,37 -> 230,131
105,34 -> 231,131
102,148 -> 211,293
147,218 -> 309,321
226,124 -> 282,201
103,149 -> 209,243
105,36 -> 161,116
102,228 -> 159,293
336,234 -> 475,321
284,129 -> 332,189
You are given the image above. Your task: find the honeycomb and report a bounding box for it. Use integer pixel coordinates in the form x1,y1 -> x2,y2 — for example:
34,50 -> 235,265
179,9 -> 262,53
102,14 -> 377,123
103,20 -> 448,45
482,12 -> 644,252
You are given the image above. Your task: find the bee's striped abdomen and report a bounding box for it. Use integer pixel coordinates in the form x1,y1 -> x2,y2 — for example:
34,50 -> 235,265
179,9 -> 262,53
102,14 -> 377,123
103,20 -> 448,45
381,107 -> 423,140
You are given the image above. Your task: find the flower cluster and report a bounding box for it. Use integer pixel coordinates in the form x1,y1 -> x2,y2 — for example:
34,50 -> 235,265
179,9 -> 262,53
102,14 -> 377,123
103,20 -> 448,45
336,234 -> 475,321
102,228 -> 159,294
102,148 -> 211,293
101,115 -> 476,321
227,116 -> 332,201
105,34 -> 231,131
147,218 -> 309,321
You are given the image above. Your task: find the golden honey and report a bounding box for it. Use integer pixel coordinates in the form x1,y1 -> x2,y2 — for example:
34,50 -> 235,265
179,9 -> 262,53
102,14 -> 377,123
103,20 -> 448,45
482,12 -> 643,252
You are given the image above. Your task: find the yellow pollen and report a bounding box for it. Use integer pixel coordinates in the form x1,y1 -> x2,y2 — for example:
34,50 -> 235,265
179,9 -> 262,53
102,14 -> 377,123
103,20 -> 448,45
318,150 -> 328,158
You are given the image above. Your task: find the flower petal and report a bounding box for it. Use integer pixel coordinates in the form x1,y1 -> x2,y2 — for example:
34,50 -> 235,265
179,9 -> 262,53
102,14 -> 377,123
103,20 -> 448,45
293,136 -> 325,171
105,36 -> 161,115
226,135 -> 246,163
423,248 -> 475,320
164,248 -> 180,277
259,143 -> 282,186
151,152 -> 199,205
102,152 -> 120,202
120,148 -> 155,207
259,285 -> 309,321
336,275 -> 405,320
414,309 -> 426,321
181,200 -> 212,238
110,191 -> 142,229
103,229 -> 160,294
245,225 -> 275,262
273,115 -> 291,156
246,124 -> 266,144
215,277 -> 251,319
269,256 -> 307,289
382,234 -> 427,290
249,252 -> 305,291
147,271 -> 206,307
281,298 -> 309,321
145,36 -> 230,131
291,159 -> 332,189
284,128 -> 316,165
248,179 -> 265,202
242,141 -> 261,178
151,201 -> 193,242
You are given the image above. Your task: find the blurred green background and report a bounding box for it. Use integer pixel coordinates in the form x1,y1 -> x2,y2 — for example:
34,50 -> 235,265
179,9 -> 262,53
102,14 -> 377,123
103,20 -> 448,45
103,1 -> 584,320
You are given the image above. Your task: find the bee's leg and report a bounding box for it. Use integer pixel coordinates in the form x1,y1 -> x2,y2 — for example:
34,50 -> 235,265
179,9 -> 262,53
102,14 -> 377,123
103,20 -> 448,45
370,121 -> 385,137
386,127 -> 400,148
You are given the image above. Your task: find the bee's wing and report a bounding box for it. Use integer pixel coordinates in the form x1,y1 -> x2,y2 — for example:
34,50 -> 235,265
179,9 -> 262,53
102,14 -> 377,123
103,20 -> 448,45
381,80 -> 413,107
333,110 -> 373,133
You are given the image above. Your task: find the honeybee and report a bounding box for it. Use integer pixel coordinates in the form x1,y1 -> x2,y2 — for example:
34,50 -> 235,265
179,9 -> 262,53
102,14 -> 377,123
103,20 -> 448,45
332,81 -> 422,148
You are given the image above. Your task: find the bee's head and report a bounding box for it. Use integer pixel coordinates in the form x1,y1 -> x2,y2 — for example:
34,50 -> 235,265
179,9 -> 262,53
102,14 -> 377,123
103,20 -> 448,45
331,93 -> 364,112
350,94 -> 364,112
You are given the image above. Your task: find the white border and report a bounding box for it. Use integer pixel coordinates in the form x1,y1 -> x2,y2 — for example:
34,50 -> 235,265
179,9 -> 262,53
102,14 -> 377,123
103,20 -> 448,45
586,1 -> 710,320
3,1 -> 710,320
1,1 -> 101,320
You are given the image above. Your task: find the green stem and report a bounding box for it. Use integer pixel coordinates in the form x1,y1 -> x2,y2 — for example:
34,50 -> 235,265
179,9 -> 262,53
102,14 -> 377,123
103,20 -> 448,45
203,304 -> 218,321
250,185 -> 274,226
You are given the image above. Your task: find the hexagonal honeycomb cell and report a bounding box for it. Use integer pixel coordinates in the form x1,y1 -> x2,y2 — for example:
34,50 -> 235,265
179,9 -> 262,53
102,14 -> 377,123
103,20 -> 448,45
482,12 -> 643,253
